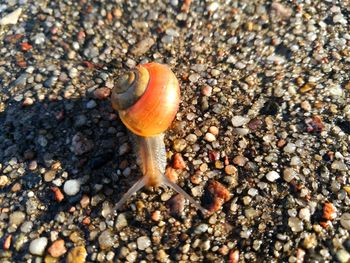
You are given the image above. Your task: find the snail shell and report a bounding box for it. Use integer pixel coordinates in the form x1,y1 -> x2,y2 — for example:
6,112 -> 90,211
111,63 -> 180,137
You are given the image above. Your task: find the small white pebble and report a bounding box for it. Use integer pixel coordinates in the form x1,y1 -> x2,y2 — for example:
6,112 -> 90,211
266,171 -> 280,182
299,207 -> 311,222
29,237 -> 48,256
340,213 -> 350,230
284,143 -> 296,153
204,132 -> 216,142
195,223 -> 209,234
63,179 -> 80,196
231,116 -> 250,127
137,236 -> 151,250
207,2 -> 219,12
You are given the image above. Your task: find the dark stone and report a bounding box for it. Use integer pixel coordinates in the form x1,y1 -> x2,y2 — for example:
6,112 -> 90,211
22,173 -> 42,189
260,100 -> 279,116
337,120 -> 350,134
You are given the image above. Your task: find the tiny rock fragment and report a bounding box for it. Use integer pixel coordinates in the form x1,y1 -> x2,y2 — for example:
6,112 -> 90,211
51,187 -> 64,202
22,97 -> 34,106
224,165 -> 237,175
201,86 -> 212,96
29,237 -> 48,256
67,246 -> 87,263
167,194 -> 185,216
82,217 -> 90,225
98,230 -> 115,250
181,0 -> 192,13
48,239 -> 67,258
0,8 -> 22,25
323,202 -> 337,221
229,250 -> 239,263
70,133 -> 94,155
20,42 -> 33,51
165,167 -> 178,183
271,2 -> 292,19
173,153 -> 186,169
130,37 -> 155,56
208,126 -> 219,136
63,179 -> 80,196
205,180 -> 232,213
80,194 -> 90,208
299,82 -> 316,93
0,175 -> 9,188
3,235 -> 12,250
305,116 -> 325,133
151,210 -> 161,221
266,171 -> 280,182
94,87 -> 111,100
204,132 -> 216,142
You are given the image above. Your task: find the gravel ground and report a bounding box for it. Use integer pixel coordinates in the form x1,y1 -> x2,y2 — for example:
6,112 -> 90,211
0,0 -> 350,262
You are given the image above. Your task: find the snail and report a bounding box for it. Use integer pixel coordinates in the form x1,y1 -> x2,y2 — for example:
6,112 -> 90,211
111,62 -> 207,214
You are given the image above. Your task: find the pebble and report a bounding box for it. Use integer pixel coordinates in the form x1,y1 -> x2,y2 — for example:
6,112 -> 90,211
44,170 -> 56,182
331,160 -> 348,171
126,251 -> 137,262
51,186 -> 64,202
115,213 -> 128,230
299,207 -> 311,222
173,138 -> 187,152
22,97 -> 34,106
195,223 -> 209,234
201,86 -> 212,96
167,194 -> 185,215
48,239 -> 67,258
189,73 -> 200,82
20,221 -> 33,233
71,133 -> 94,155
9,211 -> 25,227
288,217 -> 303,232
0,175 -> 9,188
29,237 -> 48,256
206,180 -> 231,213
69,68 -> 78,78
204,132 -> 216,142
333,14 -> 347,25
173,153 -> 186,169
336,248 -> 350,263
224,165 -> 237,175
131,37 -> 155,56
323,202 -> 337,221
67,246 -> 87,263
63,179 -> 80,196
232,156 -> 248,166
98,230 -> 115,250
266,171 -> 280,182
207,2 -> 219,12
118,142 -> 130,155
3,234 -> 12,250
86,100 -> 97,109
94,87 -> 111,100
340,213 -> 350,230
137,236 -> 151,250
283,143 -> 296,153
231,116 -> 250,127
0,8 -> 22,25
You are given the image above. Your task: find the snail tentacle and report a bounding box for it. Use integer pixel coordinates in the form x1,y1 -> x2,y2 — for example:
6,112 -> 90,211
115,177 -> 145,211
161,175 -> 208,215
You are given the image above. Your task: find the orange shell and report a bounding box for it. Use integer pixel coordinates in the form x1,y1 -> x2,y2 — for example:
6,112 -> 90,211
118,63 -> 180,137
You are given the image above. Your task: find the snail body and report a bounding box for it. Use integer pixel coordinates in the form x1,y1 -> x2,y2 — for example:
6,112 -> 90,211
111,63 -> 206,213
